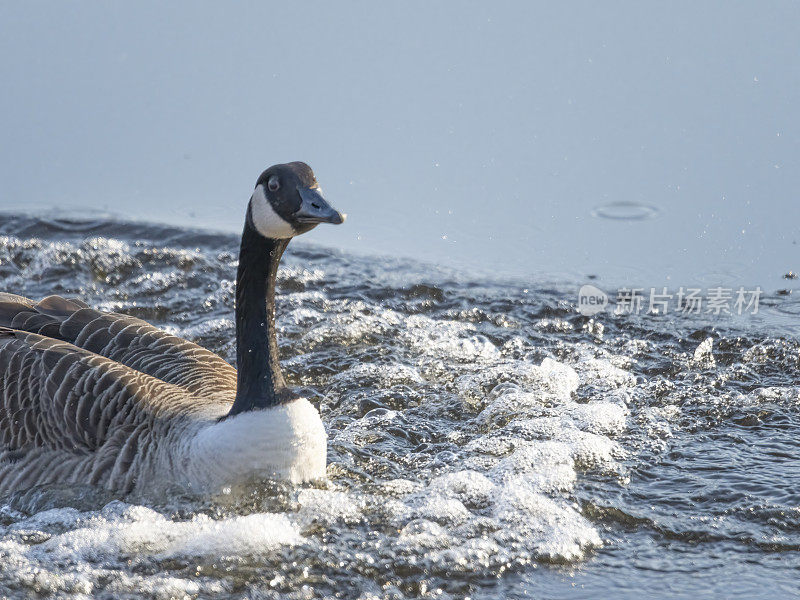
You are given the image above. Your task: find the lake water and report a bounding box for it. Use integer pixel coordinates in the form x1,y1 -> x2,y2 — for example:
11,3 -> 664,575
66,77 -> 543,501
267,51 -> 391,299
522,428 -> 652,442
0,214 -> 798,599
1,2 -> 798,287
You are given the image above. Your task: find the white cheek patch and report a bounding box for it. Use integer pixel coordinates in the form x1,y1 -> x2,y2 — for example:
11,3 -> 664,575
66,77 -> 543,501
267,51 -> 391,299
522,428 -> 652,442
250,184 -> 296,239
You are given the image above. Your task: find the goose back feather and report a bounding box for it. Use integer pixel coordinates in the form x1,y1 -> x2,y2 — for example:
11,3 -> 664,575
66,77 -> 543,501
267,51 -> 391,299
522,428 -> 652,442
0,293 -> 237,395
0,324 -> 211,494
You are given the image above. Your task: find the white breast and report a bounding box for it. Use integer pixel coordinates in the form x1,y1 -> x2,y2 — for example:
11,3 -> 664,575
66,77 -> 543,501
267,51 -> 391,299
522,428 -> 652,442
186,398 -> 327,490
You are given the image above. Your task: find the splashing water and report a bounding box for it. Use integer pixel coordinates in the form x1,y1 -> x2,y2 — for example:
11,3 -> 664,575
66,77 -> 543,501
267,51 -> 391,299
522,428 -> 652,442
0,214 -> 798,599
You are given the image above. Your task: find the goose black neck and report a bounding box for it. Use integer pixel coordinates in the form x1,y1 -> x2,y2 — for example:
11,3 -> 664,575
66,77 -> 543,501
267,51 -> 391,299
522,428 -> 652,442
228,214 -> 292,416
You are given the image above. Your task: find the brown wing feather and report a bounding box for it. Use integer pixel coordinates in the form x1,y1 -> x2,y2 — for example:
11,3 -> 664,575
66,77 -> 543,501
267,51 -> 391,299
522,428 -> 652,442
0,293 -> 236,395
0,328 -> 197,453
0,327 -> 217,492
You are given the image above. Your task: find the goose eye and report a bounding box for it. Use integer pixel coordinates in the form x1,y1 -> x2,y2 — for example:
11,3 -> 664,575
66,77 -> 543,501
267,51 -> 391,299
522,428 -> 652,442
267,176 -> 280,192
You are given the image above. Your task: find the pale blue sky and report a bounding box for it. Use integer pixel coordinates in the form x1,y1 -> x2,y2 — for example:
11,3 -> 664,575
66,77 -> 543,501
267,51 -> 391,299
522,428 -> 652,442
1,2 -> 798,286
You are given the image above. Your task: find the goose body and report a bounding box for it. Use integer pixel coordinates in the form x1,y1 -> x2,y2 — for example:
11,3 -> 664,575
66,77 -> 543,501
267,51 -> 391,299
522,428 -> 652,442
0,162 -> 344,495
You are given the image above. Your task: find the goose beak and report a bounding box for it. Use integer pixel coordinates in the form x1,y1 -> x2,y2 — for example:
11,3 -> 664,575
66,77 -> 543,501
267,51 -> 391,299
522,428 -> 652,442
295,187 -> 346,225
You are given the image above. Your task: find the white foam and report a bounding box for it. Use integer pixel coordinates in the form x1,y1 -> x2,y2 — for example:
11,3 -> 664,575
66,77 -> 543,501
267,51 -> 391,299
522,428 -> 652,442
489,440 -> 578,492
397,519 -> 452,550
41,508 -> 300,561
403,314 -> 498,360
575,356 -> 637,389
330,363 -> 424,386
0,501 -> 301,597
567,401 -> 628,435
693,337 -> 716,366
297,488 -> 364,526
400,493 -> 473,526
128,270 -> 182,294
427,471 -> 496,508
277,264 -> 326,284
459,357 -> 580,408
492,476 -> 602,561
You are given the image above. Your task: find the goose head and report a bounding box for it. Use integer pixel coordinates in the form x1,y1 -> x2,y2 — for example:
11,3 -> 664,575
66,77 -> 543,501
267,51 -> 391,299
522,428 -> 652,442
248,161 -> 345,239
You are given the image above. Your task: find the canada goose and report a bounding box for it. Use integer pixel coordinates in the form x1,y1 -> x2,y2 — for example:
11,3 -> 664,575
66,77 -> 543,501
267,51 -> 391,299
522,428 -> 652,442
0,162 -> 344,495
